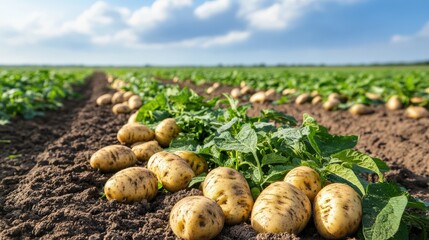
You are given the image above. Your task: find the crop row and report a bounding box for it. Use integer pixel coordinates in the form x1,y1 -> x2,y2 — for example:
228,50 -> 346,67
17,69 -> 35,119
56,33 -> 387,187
90,72 -> 429,239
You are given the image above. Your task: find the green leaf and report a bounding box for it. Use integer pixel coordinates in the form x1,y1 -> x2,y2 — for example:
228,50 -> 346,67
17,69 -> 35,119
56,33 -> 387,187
363,183 -> 408,240
325,163 -> 365,195
214,124 -> 257,154
261,109 -> 297,126
188,173 -> 207,188
261,165 -> 295,186
261,153 -> 290,166
331,149 -> 386,181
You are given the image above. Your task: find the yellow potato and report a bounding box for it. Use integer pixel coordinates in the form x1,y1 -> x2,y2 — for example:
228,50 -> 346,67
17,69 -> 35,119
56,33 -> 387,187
251,181 -> 311,234
170,196 -> 224,240
117,123 -> 155,145
311,95 -> 323,105
132,140 -> 163,162
405,106 -> 429,119
155,118 -> 180,147
314,183 -> 362,239
148,152 -> 194,192
128,95 -> 142,110
90,145 -> 137,172
282,88 -> 296,95
96,94 -> 112,106
311,90 -> 320,97
250,91 -> 266,103
349,104 -> 374,116
365,92 -> 381,100
206,86 -> 215,94
295,93 -> 311,105
123,91 -> 134,101
323,99 -> 340,111
410,96 -> 425,104
128,112 -> 138,124
202,167 -> 254,225
230,88 -> 241,98
104,167 -> 158,203
328,93 -> 347,103
265,89 -> 276,100
284,166 -> 321,201
112,103 -> 131,114
386,96 -> 402,110
111,91 -> 125,104
240,86 -> 251,95
173,151 -> 208,175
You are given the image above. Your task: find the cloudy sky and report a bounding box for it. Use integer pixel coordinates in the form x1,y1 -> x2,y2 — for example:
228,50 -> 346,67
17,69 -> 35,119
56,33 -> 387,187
0,0 -> 428,65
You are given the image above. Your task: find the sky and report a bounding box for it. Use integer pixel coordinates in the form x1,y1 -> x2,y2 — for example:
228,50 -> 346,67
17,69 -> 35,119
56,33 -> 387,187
0,0 -> 428,65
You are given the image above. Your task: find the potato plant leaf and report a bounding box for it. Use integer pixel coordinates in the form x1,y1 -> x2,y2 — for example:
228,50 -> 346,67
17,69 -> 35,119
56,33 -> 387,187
324,163 -> 366,195
214,124 -> 257,153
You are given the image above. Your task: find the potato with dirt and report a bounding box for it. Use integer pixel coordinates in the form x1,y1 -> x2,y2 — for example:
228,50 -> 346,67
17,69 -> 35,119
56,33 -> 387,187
90,145 -> 137,172
284,166 -> 321,201
111,91 -> 125,104
132,140 -> 162,162
249,91 -> 266,103
349,104 -> 374,116
405,106 -> 429,119
104,167 -> 158,203
170,196 -> 224,240
202,167 -> 254,225
386,95 -> 402,110
155,118 -> 180,147
122,91 -> 134,101
251,181 -> 311,234
128,95 -> 142,110
313,183 -> 362,239
112,103 -> 131,114
96,93 -> 112,106
128,112 -> 137,123
147,152 -> 194,192
117,123 -> 155,145
173,151 -> 208,175
295,93 -> 311,105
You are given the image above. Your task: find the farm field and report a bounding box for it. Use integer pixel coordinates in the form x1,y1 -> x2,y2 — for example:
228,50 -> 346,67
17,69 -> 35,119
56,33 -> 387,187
0,67 -> 428,239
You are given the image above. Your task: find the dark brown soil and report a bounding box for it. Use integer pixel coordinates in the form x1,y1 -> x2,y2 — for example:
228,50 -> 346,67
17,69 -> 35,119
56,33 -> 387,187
0,73 -> 427,240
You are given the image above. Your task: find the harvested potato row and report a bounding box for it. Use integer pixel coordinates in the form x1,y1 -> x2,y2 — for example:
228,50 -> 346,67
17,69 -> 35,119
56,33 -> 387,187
173,151 -> 208,175
112,103 -> 131,114
155,118 -> 180,147
170,196 -> 225,240
313,183 -> 362,239
90,145 -> 137,172
132,140 -> 163,162
128,95 -> 142,110
96,94 -> 112,106
104,167 -> 158,203
202,167 -> 254,225
284,166 -> 321,201
117,123 -> 155,145
251,181 -> 311,234
148,152 -> 195,192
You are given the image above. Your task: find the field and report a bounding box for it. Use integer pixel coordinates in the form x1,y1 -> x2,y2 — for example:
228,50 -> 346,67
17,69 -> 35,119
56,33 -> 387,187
0,67 -> 428,239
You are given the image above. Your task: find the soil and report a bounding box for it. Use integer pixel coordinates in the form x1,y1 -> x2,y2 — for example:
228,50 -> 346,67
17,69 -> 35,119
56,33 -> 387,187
0,73 -> 427,240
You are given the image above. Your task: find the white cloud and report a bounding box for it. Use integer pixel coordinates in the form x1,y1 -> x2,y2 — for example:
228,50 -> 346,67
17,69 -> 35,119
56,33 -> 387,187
194,0 -> 231,19
128,0 -> 192,28
182,30 -> 251,48
391,21 -> 429,43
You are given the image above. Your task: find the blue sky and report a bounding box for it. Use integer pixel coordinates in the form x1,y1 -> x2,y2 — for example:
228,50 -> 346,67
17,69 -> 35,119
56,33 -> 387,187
0,0 -> 428,65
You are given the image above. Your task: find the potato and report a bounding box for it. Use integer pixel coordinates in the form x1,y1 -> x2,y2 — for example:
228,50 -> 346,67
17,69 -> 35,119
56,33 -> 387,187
128,95 -> 142,110
328,93 -> 347,103
112,91 -> 125,104
314,183 -> 362,239
212,82 -> 221,89
106,75 -> 114,83
365,92 -> 381,101
230,88 -> 241,98
96,94 -> 112,106
155,118 -> 180,147
170,196 -> 224,240
173,151 -> 208,175
202,167 -> 254,225
117,123 -> 155,145
250,91 -> 266,103
311,95 -> 323,105
282,88 -> 296,95
349,104 -> 374,116
323,99 -> 340,111
104,167 -> 158,203
111,79 -> 126,90
425,88 -> 429,94
265,89 -> 276,100
240,81 -> 247,88
311,90 -> 320,97
172,76 -> 179,83
132,140 -> 162,162
240,85 -> 251,95
410,96 -> 425,104
405,106 -> 429,119
128,112 -> 138,124
148,152 -> 194,192
112,103 -> 131,114
123,91 -> 134,101
284,166 -> 321,201
90,145 -> 137,172
386,95 -> 402,110
206,86 -> 215,94
251,181 -> 311,234
295,93 -> 311,105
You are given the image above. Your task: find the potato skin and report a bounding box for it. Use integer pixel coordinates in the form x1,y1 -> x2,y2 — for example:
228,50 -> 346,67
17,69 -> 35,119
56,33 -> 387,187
111,91 -> 125,104
155,118 -> 180,147
250,91 -> 266,103
132,140 -> 163,162
170,196 -> 224,240
147,152 -> 194,192
202,167 -> 254,225
386,95 -> 402,110
251,181 -> 311,234
173,151 -> 208,175
112,103 -> 131,114
284,166 -> 322,201
313,183 -> 362,239
104,167 -> 158,203
96,94 -> 112,106
90,145 -> 137,172
117,123 -> 155,145
123,91 -> 134,101
128,95 -> 142,110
